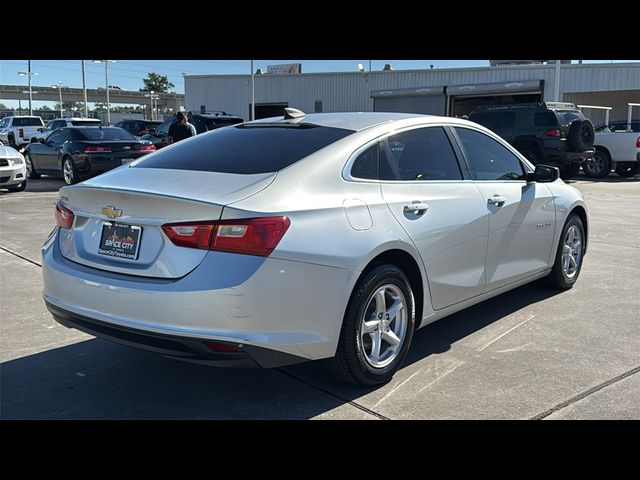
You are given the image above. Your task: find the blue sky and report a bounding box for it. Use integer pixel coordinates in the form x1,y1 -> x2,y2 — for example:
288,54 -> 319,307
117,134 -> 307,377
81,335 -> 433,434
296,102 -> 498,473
1,59 -> 636,108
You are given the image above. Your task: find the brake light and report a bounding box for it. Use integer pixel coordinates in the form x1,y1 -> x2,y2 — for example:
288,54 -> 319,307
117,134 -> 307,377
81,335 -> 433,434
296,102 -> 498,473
161,222 -> 216,250
19,128 -> 24,138
636,136 -> 640,148
545,129 -> 561,137
84,146 -> 112,153
54,201 -> 74,229
161,217 -> 290,257
139,144 -> 156,152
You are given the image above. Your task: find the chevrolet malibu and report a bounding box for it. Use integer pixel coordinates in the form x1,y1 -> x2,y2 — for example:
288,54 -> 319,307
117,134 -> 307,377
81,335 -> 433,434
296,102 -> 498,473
42,111 -> 588,385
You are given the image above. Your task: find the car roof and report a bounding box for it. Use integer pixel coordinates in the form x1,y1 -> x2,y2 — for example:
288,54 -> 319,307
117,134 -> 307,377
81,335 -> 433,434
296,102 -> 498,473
248,112 -> 429,131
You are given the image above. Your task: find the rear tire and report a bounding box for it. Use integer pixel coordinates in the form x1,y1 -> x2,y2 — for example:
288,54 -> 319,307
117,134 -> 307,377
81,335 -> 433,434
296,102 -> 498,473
583,149 -> 611,179
8,135 -> 17,149
615,162 -> 640,177
62,156 -> 79,185
559,163 -> 581,180
24,153 -> 40,179
327,264 -> 415,386
547,213 -> 585,290
7,178 -> 27,192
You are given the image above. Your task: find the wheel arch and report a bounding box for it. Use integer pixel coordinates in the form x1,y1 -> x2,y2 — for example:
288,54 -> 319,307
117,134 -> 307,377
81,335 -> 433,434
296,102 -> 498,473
352,248 -> 426,329
569,205 -> 588,255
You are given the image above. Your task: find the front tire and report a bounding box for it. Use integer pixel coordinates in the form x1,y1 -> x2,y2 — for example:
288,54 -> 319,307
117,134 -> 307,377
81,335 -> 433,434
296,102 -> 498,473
24,153 -> 40,179
62,156 -> 79,185
548,213 -> 585,289
327,264 -> 415,386
7,178 -> 27,192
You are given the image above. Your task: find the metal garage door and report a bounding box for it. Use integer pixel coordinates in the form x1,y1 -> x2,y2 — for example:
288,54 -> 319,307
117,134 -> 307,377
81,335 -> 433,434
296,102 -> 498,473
447,80 -> 544,117
371,86 -> 446,115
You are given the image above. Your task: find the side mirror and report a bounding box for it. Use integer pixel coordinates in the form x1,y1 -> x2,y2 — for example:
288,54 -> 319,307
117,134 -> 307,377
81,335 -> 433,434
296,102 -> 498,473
528,164 -> 559,183
39,138 -> 46,144
37,127 -> 44,132
30,137 -> 39,143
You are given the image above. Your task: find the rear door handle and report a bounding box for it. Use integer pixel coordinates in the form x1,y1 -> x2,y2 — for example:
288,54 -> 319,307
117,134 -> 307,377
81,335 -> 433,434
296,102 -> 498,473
403,202 -> 429,213
487,195 -> 507,206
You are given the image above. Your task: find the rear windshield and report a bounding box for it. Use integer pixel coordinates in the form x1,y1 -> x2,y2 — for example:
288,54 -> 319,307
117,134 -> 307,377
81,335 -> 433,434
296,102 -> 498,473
71,120 -> 102,126
135,124 -> 355,174
556,110 -> 584,124
79,128 -> 136,141
12,117 -> 44,127
468,112 -> 497,130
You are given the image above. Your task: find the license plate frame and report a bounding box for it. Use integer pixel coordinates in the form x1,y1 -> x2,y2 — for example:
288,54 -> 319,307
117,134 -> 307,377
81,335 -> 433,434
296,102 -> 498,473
98,222 -> 142,260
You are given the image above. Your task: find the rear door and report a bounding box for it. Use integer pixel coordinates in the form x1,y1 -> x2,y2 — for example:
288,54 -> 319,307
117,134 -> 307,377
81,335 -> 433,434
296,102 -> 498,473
38,129 -> 68,171
379,125 -> 489,310
453,126 -> 556,291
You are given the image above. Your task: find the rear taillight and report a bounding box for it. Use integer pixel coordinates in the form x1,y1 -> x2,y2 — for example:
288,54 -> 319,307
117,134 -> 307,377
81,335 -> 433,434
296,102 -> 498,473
203,341 -> 242,353
54,200 -> 74,229
161,217 -> 290,257
19,128 -> 24,138
545,129 -> 561,137
161,222 -> 216,250
84,146 -> 112,153
139,144 -> 156,152
636,136 -> 640,148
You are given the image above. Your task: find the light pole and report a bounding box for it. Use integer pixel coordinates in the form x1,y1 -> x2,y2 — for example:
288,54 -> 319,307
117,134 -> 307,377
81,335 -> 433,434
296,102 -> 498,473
52,81 -> 64,117
145,91 -> 160,120
81,60 -> 88,117
20,91 -> 38,115
250,60 -> 255,121
18,61 -> 38,115
93,60 -> 116,124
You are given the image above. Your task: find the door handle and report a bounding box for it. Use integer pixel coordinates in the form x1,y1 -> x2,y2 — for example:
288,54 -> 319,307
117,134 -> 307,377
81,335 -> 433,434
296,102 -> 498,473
403,202 -> 429,213
487,195 -> 507,206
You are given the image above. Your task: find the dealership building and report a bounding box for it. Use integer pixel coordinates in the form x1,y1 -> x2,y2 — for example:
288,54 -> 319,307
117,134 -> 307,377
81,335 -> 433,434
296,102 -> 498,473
185,62 -> 640,124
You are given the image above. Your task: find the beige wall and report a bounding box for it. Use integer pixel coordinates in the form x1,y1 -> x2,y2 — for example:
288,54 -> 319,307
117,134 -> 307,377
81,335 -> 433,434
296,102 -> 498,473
564,90 -> 640,125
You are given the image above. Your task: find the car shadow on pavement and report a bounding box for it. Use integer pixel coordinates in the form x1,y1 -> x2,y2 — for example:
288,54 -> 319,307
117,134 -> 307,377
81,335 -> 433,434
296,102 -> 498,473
25,177 -> 66,193
567,173 -> 634,183
0,279 -> 563,420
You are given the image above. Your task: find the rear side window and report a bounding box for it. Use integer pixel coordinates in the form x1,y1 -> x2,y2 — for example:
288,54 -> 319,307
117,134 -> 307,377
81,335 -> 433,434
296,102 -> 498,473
379,127 -> 462,181
535,112 -> 558,127
12,117 -> 44,127
468,112 -> 498,130
71,120 -> 101,127
556,110 -> 584,124
135,124 -> 355,174
351,145 -> 378,180
79,128 -> 136,141
455,127 -> 525,181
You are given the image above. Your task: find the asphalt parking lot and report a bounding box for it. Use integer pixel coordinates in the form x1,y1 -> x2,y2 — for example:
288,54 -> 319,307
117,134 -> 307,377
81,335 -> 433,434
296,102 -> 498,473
1,174 -> 639,419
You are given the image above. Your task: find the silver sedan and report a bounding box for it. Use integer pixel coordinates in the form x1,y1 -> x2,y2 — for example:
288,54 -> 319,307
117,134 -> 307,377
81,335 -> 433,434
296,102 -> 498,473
42,111 -> 588,385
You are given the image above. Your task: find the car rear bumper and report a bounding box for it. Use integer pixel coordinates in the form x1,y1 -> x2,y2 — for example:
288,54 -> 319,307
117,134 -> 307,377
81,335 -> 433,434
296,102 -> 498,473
42,229 -> 358,366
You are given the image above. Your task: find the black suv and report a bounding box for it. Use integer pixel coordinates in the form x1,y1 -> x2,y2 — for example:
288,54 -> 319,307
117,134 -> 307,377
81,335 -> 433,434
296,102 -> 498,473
115,119 -> 162,137
468,102 -> 595,179
141,111 -> 244,149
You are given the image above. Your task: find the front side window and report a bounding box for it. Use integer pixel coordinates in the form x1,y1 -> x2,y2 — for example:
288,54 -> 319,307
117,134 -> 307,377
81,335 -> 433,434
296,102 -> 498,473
46,130 -> 66,145
379,127 -> 462,181
455,127 -> 525,181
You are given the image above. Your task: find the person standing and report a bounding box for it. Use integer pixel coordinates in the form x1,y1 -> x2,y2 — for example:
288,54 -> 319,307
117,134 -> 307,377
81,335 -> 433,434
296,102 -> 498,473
167,111 -> 196,145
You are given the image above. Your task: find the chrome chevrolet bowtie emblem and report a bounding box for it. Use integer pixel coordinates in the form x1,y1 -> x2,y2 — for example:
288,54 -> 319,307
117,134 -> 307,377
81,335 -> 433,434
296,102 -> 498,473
123,146 -> 131,150
102,206 -> 123,219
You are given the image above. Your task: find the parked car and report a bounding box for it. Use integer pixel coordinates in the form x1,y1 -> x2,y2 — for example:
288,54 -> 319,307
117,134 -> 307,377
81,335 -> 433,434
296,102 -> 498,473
24,126 -> 155,185
468,102 -> 595,180
114,119 -> 162,137
35,117 -> 102,140
140,111 -> 244,149
0,145 -> 28,191
42,111 -> 589,386
595,119 -> 639,133
588,125 -> 640,178
0,116 -> 45,149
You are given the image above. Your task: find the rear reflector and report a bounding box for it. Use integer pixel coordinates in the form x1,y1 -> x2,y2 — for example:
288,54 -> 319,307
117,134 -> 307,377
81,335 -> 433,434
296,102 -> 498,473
545,129 -> 561,137
140,144 -> 156,152
85,146 -> 112,153
54,200 -> 74,229
161,217 -> 290,257
203,341 -> 242,353
636,136 -> 640,148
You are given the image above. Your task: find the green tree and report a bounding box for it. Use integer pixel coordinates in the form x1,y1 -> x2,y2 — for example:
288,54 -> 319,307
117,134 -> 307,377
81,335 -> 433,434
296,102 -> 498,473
55,101 -> 84,113
140,72 -> 174,93
0,103 -> 7,110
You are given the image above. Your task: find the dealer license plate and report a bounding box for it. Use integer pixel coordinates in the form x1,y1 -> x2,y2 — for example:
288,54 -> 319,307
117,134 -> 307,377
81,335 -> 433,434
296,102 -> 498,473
98,222 -> 142,260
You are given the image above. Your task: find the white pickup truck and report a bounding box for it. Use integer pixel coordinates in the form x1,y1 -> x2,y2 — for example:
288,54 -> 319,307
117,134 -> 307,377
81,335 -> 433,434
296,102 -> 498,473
581,103 -> 640,178
0,116 -> 46,150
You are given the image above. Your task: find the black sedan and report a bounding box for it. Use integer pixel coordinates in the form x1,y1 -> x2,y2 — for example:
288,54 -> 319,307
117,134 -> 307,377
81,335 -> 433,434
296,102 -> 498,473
24,127 -> 156,185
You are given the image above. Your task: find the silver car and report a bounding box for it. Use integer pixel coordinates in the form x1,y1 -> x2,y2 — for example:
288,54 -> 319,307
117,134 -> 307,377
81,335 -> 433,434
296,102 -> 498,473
42,111 -> 588,385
